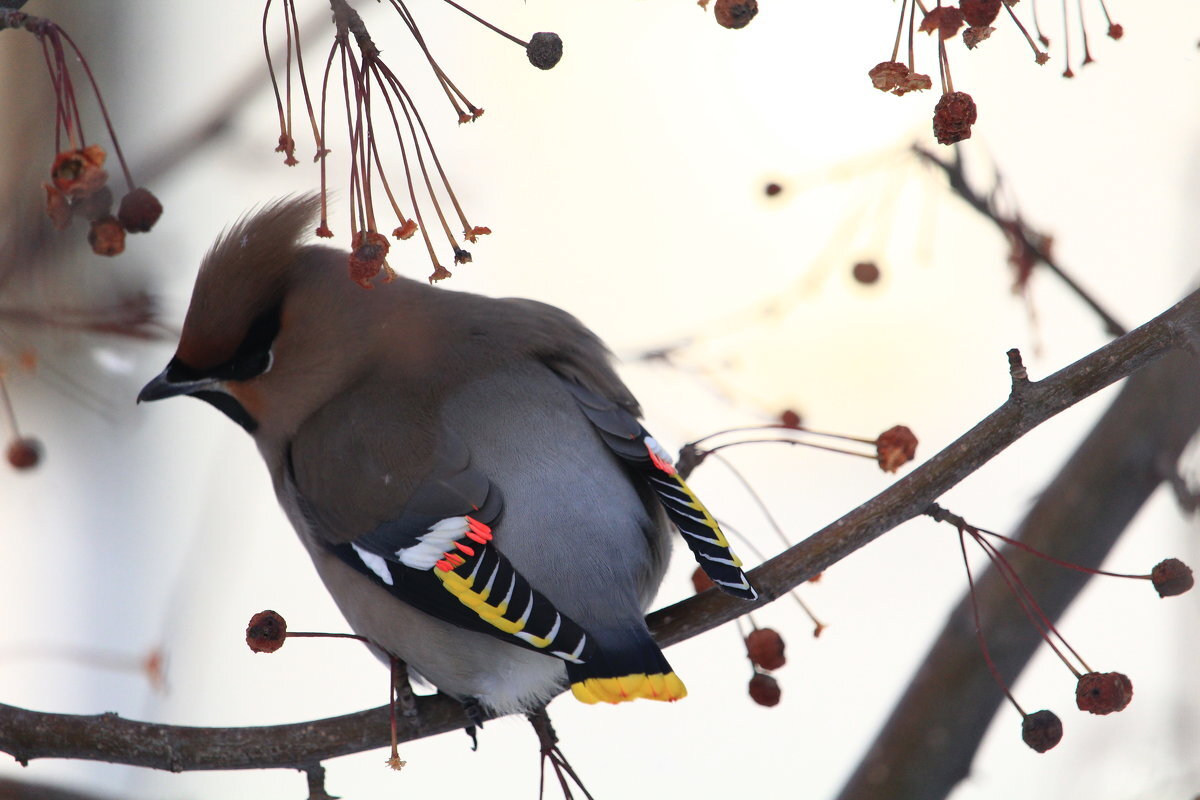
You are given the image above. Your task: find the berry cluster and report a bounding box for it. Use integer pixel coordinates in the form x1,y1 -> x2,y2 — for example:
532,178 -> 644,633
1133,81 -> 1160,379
262,0 -> 561,285
869,0 -> 1123,145
1,11 -> 162,254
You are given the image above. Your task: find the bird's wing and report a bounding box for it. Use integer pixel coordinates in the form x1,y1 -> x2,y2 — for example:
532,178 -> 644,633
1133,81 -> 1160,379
560,379 -> 759,601
289,430 -> 597,667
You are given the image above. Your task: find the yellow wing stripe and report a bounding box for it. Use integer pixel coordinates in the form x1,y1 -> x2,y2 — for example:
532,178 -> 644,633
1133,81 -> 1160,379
668,474 -> 743,565
435,569 -> 539,640
571,672 -> 688,704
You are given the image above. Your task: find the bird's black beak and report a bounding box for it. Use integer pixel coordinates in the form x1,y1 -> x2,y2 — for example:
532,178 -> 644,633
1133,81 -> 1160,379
137,358 -> 222,403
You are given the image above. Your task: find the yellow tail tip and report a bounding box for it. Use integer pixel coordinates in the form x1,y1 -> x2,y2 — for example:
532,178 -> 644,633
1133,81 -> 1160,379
570,672 -> 688,705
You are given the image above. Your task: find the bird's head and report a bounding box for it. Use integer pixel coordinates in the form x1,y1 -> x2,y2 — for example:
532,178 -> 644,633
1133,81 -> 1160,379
138,195 -> 386,439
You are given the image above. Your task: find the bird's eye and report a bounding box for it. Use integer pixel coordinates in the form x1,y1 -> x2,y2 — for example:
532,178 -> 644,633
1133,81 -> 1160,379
214,303 -> 282,382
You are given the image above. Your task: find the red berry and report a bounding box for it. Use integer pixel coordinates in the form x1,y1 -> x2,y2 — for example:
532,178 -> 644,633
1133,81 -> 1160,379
88,216 -> 126,256
852,261 -> 881,285
748,673 -> 781,706
6,437 -> 42,470
1150,558 -> 1193,597
246,610 -> 287,654
932,92 -> 978,145
1076,671 -> 1133,715
1021,709 -> 1063,752
348,230 -> 390,288
714,0 -> 757,29
746,628 -> 786,671
876,425 -> 918,472
117,187 -> 163,233
960,0 -> 1001,27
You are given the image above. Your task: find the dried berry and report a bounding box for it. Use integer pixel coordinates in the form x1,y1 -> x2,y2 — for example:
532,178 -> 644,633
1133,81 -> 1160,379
746,628 -> 786,671
348,230 -> 391,288
1107,23 -> 1123,40
6,437 -> 42,470
1075,671 -> 1133,715
1150,558 -> 1193,597
454,248 -> 473,265
43,184 -> 73,230
902,71 -> 933,94
748,672 -> 781,706
963,26 -> 995,48
88,215 -> 126,256
51,145 -> 108,199
464,225 -> 491,243
526,32 -> 563,70
779,409 -> 803,429
869,61 -> 910,93
275,133 -> 299,166
932,91 -> 977,145
714,0 -> 758,29
246,610 -> 287,654
853,261 -> 881,284
876,425 -> 918,472
392,220 -> 418,240
118,187 -> 163,233
960,0 -> 1001,27
691,566 -> 715,594
764,182 -> 782,197
919,6 -> 965,40
1021,709 -> 1063,753
868,62 -> 933,96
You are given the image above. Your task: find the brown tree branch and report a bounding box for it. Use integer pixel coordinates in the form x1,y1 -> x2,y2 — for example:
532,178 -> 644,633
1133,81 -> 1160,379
835,347 -> 1200,800
650,286 -> 1197,645
0,288 -> 1197,776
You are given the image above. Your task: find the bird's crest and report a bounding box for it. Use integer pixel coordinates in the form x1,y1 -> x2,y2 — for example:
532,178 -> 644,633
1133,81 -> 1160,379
176,195 -> 322,370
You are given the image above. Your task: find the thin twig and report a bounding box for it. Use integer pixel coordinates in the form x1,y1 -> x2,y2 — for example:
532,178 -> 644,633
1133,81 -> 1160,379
913,146 -> 1127,337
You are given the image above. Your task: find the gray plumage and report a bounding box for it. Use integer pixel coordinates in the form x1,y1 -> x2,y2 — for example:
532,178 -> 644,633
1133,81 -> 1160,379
140,196 -> 753,715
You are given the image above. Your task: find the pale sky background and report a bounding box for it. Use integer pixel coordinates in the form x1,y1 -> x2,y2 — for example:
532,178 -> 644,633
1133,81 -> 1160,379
1,1 -> 1199,799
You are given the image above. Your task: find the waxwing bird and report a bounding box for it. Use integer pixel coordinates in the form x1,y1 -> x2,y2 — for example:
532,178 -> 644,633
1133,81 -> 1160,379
139,196 -> 757,719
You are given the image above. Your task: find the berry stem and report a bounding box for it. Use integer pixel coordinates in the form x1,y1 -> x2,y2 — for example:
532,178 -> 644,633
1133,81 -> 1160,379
1077,0 -> 1094,65
703,438 -> 879,461
1004,2 -> 1049,63
1060,0 -> 1074,76
286,631 -> 370,642
890,0 -> 908,63
438,0 -> 529,48
0,374 -> 22,438
55,27 -> 135,188
958,529 -> 1026,716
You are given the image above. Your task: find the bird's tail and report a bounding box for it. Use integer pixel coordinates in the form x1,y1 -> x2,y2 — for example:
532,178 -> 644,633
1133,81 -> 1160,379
565,628 -> 687,704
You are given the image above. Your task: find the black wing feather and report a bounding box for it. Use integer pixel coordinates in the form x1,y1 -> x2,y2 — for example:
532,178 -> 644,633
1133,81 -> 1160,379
561,380 -> 759,601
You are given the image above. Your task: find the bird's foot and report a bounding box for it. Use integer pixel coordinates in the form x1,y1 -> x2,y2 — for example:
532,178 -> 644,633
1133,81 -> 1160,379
461,696 -> 487,751
390,657 -> 419,718
528,707 -> 595,800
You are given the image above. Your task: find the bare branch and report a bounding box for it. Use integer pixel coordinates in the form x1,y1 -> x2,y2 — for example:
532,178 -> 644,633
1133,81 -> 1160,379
650,286 -> 1198,646
835,347 -> 1200,800
0,288 -> 1197,773
913,146 -> 1128,337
